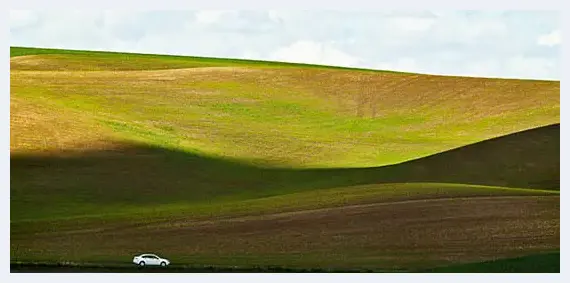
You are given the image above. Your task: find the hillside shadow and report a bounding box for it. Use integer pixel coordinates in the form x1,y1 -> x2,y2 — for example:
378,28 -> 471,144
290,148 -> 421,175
11,123 -> 560,217
373,123 -> 560,189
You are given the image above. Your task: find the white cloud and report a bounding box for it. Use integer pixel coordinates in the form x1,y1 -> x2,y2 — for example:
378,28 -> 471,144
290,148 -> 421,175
374,57 -> 419,72
270,40 -> 362,67
387,17 -> 435,32
461,59 -> 504,78
194,10 -> 233,25
267,10 -> 285,23
241,50 -> 262,60
10,10 -> 39,29
537,30 -> 561,47
505,56 -> 558,79
429,14 -> 509,45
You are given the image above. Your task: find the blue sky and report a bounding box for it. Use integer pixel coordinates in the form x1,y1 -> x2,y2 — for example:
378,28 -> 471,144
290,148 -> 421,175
9,10 -> 560,80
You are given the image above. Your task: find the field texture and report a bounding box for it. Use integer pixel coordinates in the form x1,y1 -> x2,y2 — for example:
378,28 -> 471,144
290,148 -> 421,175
10,47 -> 560,272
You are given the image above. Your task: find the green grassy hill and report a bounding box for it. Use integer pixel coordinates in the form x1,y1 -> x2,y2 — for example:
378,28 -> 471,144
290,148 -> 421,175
10,46 -> 560,272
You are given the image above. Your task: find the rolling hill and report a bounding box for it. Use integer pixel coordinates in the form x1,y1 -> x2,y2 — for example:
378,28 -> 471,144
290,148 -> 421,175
10,46 -> 560,272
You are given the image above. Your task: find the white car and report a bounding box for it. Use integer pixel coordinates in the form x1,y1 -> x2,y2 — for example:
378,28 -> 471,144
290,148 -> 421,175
132,254 -> 170,267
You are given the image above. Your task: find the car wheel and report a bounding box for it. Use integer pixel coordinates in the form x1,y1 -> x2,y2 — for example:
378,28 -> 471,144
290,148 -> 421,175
139,261 -> 145,267
160,262 -> 166,267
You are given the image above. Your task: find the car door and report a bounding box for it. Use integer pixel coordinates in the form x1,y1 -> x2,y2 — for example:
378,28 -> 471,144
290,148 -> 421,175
143,255 -> 156,265
149,255 -> 160,265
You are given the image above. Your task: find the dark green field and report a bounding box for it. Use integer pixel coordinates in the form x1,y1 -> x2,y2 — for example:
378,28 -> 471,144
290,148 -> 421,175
424,252 -> 560,273
11,252 -> 560,273
10,46 -> 560,272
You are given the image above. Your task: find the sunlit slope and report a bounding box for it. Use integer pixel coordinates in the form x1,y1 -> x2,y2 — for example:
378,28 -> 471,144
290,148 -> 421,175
10,47 -> 559,168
